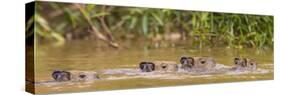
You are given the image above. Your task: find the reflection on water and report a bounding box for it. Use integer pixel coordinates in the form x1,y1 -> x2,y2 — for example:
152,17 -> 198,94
34,40 -> 273,94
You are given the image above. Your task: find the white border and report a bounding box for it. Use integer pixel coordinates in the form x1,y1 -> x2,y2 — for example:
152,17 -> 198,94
0,0 -> 279,95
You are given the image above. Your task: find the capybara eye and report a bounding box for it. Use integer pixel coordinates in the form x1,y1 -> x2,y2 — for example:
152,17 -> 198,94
162,66 -> 167,69
79,74 -> 86,78
250,63 -> 254,65
201,61 -> 205,64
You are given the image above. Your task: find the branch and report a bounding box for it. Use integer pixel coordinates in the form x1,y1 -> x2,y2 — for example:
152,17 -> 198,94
98,5 -> 115,41
75,4 -> 119,48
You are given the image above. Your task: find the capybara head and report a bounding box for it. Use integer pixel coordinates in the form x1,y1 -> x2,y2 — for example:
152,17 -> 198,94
180,56 -> 216,71
234,57 -> 257,70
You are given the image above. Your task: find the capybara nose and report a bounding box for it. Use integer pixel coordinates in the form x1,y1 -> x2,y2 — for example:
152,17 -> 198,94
139,62 -> 155,72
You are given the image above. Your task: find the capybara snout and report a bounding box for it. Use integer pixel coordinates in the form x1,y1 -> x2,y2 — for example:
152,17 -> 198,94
52,70 -> 71,82
139,62 -> 155,72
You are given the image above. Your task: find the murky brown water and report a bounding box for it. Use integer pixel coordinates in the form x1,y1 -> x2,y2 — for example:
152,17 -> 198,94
33,40 -> 273,94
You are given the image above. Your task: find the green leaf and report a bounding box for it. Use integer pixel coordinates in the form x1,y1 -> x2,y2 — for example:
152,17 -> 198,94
201,12 -> 209,21
35,13 -> 51,31
64,8 -> 77,28
51,32 -> 65,46
152,13 -> 163,26
129,17 -> 137,29
142,15 -> 148,35
92,12 -> 109,18
86,4 -> 95,11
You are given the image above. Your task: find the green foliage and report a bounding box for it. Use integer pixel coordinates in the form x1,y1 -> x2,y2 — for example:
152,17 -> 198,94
34,13 -> 65,46
34,2 -> 273,49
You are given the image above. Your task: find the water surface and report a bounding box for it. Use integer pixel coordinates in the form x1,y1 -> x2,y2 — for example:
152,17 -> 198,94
33,40 -> 273,94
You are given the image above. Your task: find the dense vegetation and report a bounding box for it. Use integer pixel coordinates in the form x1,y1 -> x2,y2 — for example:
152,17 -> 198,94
29,2 -> 273,49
